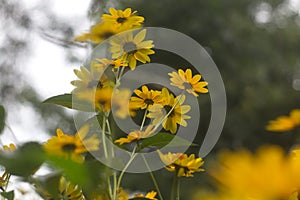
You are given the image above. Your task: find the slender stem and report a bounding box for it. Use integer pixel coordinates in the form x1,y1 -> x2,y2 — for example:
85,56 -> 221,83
102,115 -> 108,158
140,109 -> 148,131
107,177 -> 113,199
177,177 -> 180,200
171,172 -> 178,200
142,155 -> 164,200
116,145 -> 137,191
112,172 -> 118,200
106,119 -> 115,157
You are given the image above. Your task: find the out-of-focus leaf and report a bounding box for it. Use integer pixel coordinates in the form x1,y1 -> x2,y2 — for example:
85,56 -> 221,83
43,94 -> 94,112
32,173 -> 61,200
0,105 -> 6,134
140,132 -> 198,150
0,142 -> 45,177
0,191 -> 14,200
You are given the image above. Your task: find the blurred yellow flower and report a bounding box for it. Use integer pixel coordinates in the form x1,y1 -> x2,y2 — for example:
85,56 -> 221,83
266,109 -> 300,132
102,8 -> 144,29
95,58 -> 128,70
44,126 -> 99,162
158,151 -> 204,177
2,143 -> 16,152
147,88 -> 190,134
110,29 -> 155,70
134,191 -> 158,200
169,68 -> 208,97
114,125 -> 154,145
130,85 -> 162,110
112,88 -> 133,119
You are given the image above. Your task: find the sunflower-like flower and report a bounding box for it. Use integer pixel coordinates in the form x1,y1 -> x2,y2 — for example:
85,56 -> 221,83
115,125 -> 154,145
102,8 -> 144,29
76,87 -> 113,113
110,29 -> 155,70
130,85 -> 162,110
266,109 -> 300,132
74,21 -> 121,44
71,62 -> 112,93
44,125 -> 99,162
133,191 -> 158,200
158,151 -> 204,177
169,68 -> 208,97
147,88 -> 191,134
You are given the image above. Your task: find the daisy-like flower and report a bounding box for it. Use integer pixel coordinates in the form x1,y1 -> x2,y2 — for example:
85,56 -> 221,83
110,29 -> 155,70
158,151 -> 204,177
76,87 -> 113,113
130,85 -> 162,110
95,58 -> 128,70
71,62 -> 112,93
102,8 -> 144,29
169,68 -> 208,97
133,191 -> 158,200
147,88 -> 191,134
266,109 -> 300,132
74,21 -> 121,44
112,89 -> 134,119
44,125 -> 99,162
115,125 -> 154,145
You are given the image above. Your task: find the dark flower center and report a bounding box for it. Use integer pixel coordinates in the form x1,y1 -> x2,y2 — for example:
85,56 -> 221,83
62,143 -> 76,153
123,42 -> 137,54
144,99 -> 154,105
100,31 -> 114,39
87,80 -> 104,89
183,82 -> 193,90
117,17 -> 127,23
164,105 -> 174,117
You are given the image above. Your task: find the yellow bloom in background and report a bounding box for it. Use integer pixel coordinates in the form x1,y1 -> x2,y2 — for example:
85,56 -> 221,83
209,146 -> 300,200
115,125 -> 154,145
169,68 -> 208,97
266,109 -> 300,132
44,126 -> 99,162
95,58 -> 128,70
102,8 -> 144,29
134,191 -> 158,200
71,63 -> 112,93
158,151 -> 204,177
2,143 -> 16,152
110,29 -> 155,70
130,85 -> 162,110
76,87 -> 113,113
111,88 -> 133,119
74,21 -> 121,44
147,88 -> 191,134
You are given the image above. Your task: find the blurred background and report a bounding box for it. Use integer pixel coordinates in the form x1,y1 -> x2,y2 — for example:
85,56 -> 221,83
1,0 -> 300,199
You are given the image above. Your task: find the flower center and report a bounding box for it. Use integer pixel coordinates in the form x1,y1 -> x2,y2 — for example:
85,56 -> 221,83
183,82 -> 193,90
144,99 -> 154,106
123,42 -> 137,54
87,80 -> 104,89
99,31 -> 114,39
117,17 -> 127,23
164,105 -> 174,117
62,143 -> 76,153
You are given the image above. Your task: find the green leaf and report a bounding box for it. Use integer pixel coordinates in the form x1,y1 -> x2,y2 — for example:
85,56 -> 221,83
0,142 -> 45,177
43,94 -> 94,112
1,191 -> 14,200
32,173 -> 61,200
0,105 -> 6,134
140,132 -> 198,149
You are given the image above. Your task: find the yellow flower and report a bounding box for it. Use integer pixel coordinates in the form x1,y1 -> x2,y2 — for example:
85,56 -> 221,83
115,125 -> 154,145
44,125 -> 99,162
158,151 -> 204,177
95,58 -> 128,70
74,21 -> 121,44
76,87 -> 113,113
266,109 -> 300,132
0,144 -> 16,189
2,143 -> 16,152
93,188 -> 129,200
112,88 -> 134,119
110,29 -> 155,70
147,88 -> 191,134
134,191 -> 158,200
210,146 -> 300,200
71,63 -> 112,93
130,85 -> 162,110
169,68 -> 208,97
102,8 -> 144,29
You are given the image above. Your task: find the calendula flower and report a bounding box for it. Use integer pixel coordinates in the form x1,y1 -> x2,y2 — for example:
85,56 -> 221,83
115,125 -> 154,145
110,29 -> 155,70
44,125 -> 99,162
130,85 -> 162,110
169,68 -> 208,97
76,87 -> 113,113
74,21 -> 121,44
158,151 -> 204,177
71,62 -> 112,93
147,88 -> 191,134
134,191 -> 158,200
266,109 -> 300,132
102,8 -> 144,29
210,146 -> 300,200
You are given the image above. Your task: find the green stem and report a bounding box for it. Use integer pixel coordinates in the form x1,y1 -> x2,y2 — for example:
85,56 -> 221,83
106,119 -> 115,158
142,155 -> 164,200
112,172 -> 118,200
177,177 -> 180,200
140,109 -> 148,131
102,115 -> 108,158
171,172 -> 178,200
